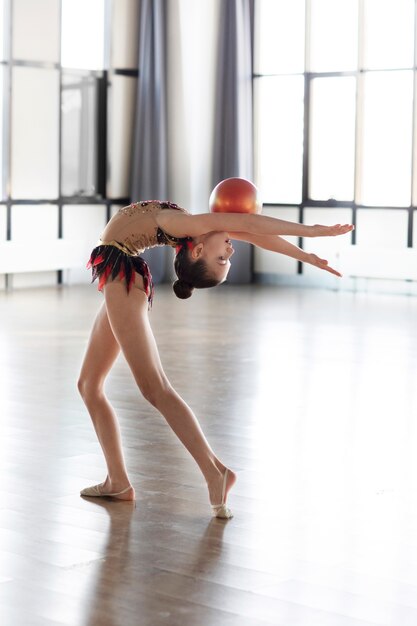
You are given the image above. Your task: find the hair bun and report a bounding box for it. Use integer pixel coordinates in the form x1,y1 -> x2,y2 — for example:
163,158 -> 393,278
173,279 -> 194,299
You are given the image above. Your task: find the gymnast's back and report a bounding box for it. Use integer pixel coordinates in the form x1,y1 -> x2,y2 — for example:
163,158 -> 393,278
100,200 -> 188,256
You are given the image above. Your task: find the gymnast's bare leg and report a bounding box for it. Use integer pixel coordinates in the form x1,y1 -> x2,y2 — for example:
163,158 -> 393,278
77,300 -> 135,499
78,274 -> 236,509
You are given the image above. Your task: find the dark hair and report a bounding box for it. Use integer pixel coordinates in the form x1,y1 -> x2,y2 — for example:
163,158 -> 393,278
173,240 -> 221,299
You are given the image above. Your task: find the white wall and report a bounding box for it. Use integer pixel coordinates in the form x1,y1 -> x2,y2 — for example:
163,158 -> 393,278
62,204 -> 108,285
107,0 -> 139,199
110,0 -> 139,69
7,204 -> 57,288
167,0 -> 221,214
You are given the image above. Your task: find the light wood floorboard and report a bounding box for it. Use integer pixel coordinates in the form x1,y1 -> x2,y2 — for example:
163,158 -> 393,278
0,283 -> 417,625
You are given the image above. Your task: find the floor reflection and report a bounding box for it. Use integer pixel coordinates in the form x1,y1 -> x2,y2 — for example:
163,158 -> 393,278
82,497 -> 230,626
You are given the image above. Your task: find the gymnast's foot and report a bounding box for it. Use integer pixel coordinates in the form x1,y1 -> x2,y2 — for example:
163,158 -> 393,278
80,477 -> 135,500
207,466 -> 236,519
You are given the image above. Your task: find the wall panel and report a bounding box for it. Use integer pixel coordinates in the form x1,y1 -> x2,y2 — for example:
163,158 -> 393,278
62,204 -> 107,284
12,0 -> 60,63
110,0 -> 139,69
11,68 -> 59,199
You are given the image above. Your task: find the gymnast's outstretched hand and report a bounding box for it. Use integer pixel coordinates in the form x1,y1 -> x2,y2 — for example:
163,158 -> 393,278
306,253 -> 343,277
310,223 -> 354,237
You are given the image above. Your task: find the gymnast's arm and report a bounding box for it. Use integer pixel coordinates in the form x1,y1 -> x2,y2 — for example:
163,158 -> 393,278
229,232 -> 344,277
156,211 -> 354,239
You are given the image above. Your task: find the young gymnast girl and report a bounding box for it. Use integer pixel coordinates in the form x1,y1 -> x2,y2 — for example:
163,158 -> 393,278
78,200 -> 353,518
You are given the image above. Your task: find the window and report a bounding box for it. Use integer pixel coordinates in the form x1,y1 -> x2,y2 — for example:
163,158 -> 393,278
61,0 -> 107,71
0,0 -> 139,287
255,0 -> 416,255
255,76 -> 304,204
309,76 -> 356,201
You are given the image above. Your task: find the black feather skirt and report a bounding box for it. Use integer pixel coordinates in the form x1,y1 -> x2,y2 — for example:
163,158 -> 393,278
86,244 -> 154,308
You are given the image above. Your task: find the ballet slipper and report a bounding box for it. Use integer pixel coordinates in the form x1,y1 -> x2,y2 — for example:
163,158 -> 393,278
80,484 -> 133,498
211,468 -> 233,519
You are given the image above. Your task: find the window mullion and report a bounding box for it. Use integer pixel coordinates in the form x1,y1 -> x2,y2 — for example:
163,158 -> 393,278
302,73 -> 311,206
410,0 -> 417,245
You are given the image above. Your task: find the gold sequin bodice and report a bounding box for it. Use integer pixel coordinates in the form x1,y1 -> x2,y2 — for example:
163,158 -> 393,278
99,200 -> 188,256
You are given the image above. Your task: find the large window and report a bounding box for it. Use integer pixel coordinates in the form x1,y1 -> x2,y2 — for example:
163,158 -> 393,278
255,0 -> 416,260
0,0 -> 139,287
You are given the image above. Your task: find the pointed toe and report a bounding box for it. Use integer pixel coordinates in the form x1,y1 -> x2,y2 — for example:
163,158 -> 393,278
80,484 -> 102,497
210,468 -> 233,519
80,484 -> 134,499
211,503 -> 233,519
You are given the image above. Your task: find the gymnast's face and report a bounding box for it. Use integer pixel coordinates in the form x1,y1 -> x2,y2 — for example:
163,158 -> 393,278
191,231 -> 234,282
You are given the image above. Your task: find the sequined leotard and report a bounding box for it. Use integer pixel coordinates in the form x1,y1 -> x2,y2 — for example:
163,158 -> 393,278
87,200 -> 189,307
99,200 -> 188,254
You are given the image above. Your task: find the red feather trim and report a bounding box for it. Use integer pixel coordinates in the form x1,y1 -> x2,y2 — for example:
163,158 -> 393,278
98,264 -> 112,291
92,254 -> 105,266
128,269 -> 135,291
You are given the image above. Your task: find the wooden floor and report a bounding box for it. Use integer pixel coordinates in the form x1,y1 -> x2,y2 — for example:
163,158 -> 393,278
1,282 -> 417,626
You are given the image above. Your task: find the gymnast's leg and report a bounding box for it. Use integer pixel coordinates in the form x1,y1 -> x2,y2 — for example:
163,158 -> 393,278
77,300 -> 134,500
103,276 -> 236,512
